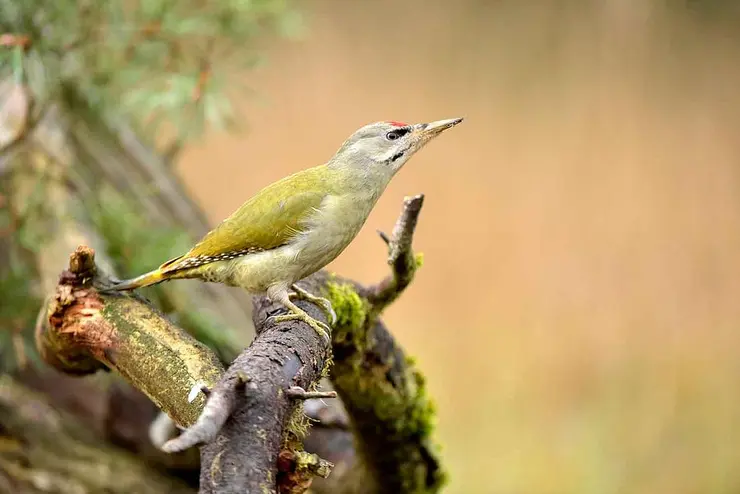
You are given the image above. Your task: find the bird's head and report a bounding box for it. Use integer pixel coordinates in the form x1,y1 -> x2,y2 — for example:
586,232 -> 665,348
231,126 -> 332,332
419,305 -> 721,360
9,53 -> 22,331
329,118 -> 463,177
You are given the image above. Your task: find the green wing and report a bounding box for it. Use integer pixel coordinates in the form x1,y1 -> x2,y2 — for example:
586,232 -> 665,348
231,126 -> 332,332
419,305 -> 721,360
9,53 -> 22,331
162,165 -> 334,271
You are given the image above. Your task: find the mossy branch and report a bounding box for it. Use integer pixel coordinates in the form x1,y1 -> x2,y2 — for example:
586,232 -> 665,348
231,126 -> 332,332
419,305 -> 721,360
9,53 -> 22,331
312,194 -> 447,494
252,196 -> 444,494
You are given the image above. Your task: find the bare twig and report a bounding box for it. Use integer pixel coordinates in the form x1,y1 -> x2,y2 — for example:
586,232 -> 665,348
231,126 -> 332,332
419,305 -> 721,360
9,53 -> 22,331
366,194 -> 425,311
162,373 -> 243,453
286,386 -> 337,400
148,411 -> 179,449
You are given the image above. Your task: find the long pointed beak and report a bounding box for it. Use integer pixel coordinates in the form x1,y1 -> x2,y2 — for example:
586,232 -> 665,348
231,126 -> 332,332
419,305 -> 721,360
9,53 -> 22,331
414,117 -> 464,138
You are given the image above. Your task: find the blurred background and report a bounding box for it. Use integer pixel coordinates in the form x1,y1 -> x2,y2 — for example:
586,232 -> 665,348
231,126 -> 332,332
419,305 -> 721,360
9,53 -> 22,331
181,1 -> 740,492
3,0 -> 740,493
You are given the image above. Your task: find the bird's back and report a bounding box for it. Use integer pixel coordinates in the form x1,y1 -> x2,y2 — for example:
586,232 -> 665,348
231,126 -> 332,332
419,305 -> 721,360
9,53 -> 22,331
162,165 -> 341,272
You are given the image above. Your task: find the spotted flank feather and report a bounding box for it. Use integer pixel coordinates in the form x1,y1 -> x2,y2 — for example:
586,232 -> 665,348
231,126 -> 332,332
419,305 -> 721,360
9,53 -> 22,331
162,247 -> 263,272
105,246 -> 263,292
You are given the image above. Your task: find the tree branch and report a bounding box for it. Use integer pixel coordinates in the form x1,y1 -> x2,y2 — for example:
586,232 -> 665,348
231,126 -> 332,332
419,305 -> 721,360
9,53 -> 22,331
36,245 -> 224,427
164,282 -> 334,493
311,193 -> 447,493
285,387 -> 337,400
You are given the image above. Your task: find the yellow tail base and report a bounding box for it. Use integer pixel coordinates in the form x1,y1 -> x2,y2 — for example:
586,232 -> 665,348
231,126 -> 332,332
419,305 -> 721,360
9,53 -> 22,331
106,269 -> 166,292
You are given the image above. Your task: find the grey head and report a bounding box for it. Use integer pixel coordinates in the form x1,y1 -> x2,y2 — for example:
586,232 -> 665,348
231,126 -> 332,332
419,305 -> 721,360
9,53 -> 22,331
328,118 -> 464,176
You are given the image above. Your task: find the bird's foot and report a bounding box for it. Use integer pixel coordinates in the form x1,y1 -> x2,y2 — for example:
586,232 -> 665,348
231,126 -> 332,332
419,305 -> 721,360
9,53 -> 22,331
289,284 -> 337,326
269,311 -> 332,347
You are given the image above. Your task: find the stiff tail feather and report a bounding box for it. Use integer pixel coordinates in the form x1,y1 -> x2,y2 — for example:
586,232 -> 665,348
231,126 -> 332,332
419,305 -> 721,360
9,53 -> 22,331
105,269 -> 167,292
101,254 -> 187,292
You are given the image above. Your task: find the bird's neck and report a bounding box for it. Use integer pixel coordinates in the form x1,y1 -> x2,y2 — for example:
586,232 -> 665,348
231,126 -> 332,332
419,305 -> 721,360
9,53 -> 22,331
327,154 -> 395,198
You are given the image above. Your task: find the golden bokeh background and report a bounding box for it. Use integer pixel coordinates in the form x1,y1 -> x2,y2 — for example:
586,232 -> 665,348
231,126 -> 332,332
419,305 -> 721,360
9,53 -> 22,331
180,1 -> 740,492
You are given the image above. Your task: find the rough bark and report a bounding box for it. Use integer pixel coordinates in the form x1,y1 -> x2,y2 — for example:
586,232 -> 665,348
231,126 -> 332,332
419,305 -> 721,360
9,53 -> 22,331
310,195 -> 446,494
189,296 -> 333,494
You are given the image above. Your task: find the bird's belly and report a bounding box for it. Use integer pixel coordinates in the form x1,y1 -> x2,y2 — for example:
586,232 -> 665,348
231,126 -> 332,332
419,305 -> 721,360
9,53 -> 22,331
214,247 -> 299,293
211,230 -> 352,294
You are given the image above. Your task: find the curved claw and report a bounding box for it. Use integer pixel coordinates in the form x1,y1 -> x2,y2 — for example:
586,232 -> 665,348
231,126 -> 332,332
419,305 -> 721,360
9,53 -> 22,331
268,313 -> 331,348
288,284 -> 337,326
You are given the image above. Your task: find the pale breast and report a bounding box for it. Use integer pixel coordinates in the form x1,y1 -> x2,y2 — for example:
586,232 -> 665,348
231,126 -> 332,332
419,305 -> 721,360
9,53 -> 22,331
206,193 -> 377,293
291,193 -> 376,277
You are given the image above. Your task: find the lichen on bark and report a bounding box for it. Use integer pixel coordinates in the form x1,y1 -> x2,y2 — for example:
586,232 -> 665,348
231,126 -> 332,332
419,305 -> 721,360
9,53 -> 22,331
36,246 -> 224,428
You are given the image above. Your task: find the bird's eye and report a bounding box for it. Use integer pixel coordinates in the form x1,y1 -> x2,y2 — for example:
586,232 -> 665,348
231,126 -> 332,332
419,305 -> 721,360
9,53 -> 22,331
385,126 -> 410,141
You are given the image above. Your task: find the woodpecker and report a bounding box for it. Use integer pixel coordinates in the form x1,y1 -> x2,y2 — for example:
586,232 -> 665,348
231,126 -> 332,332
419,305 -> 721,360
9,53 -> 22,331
105,118 -> 463,343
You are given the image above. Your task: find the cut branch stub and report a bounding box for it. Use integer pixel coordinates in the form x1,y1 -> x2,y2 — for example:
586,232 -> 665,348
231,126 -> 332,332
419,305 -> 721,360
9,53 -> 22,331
277,449 -> 333,494
37,245 -> 224,427
37,246 -> 112,375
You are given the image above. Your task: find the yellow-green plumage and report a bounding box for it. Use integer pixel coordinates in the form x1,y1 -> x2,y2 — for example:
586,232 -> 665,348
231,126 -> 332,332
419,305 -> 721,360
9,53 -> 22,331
106,117 -> 463,342
166,165 -> 341,271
